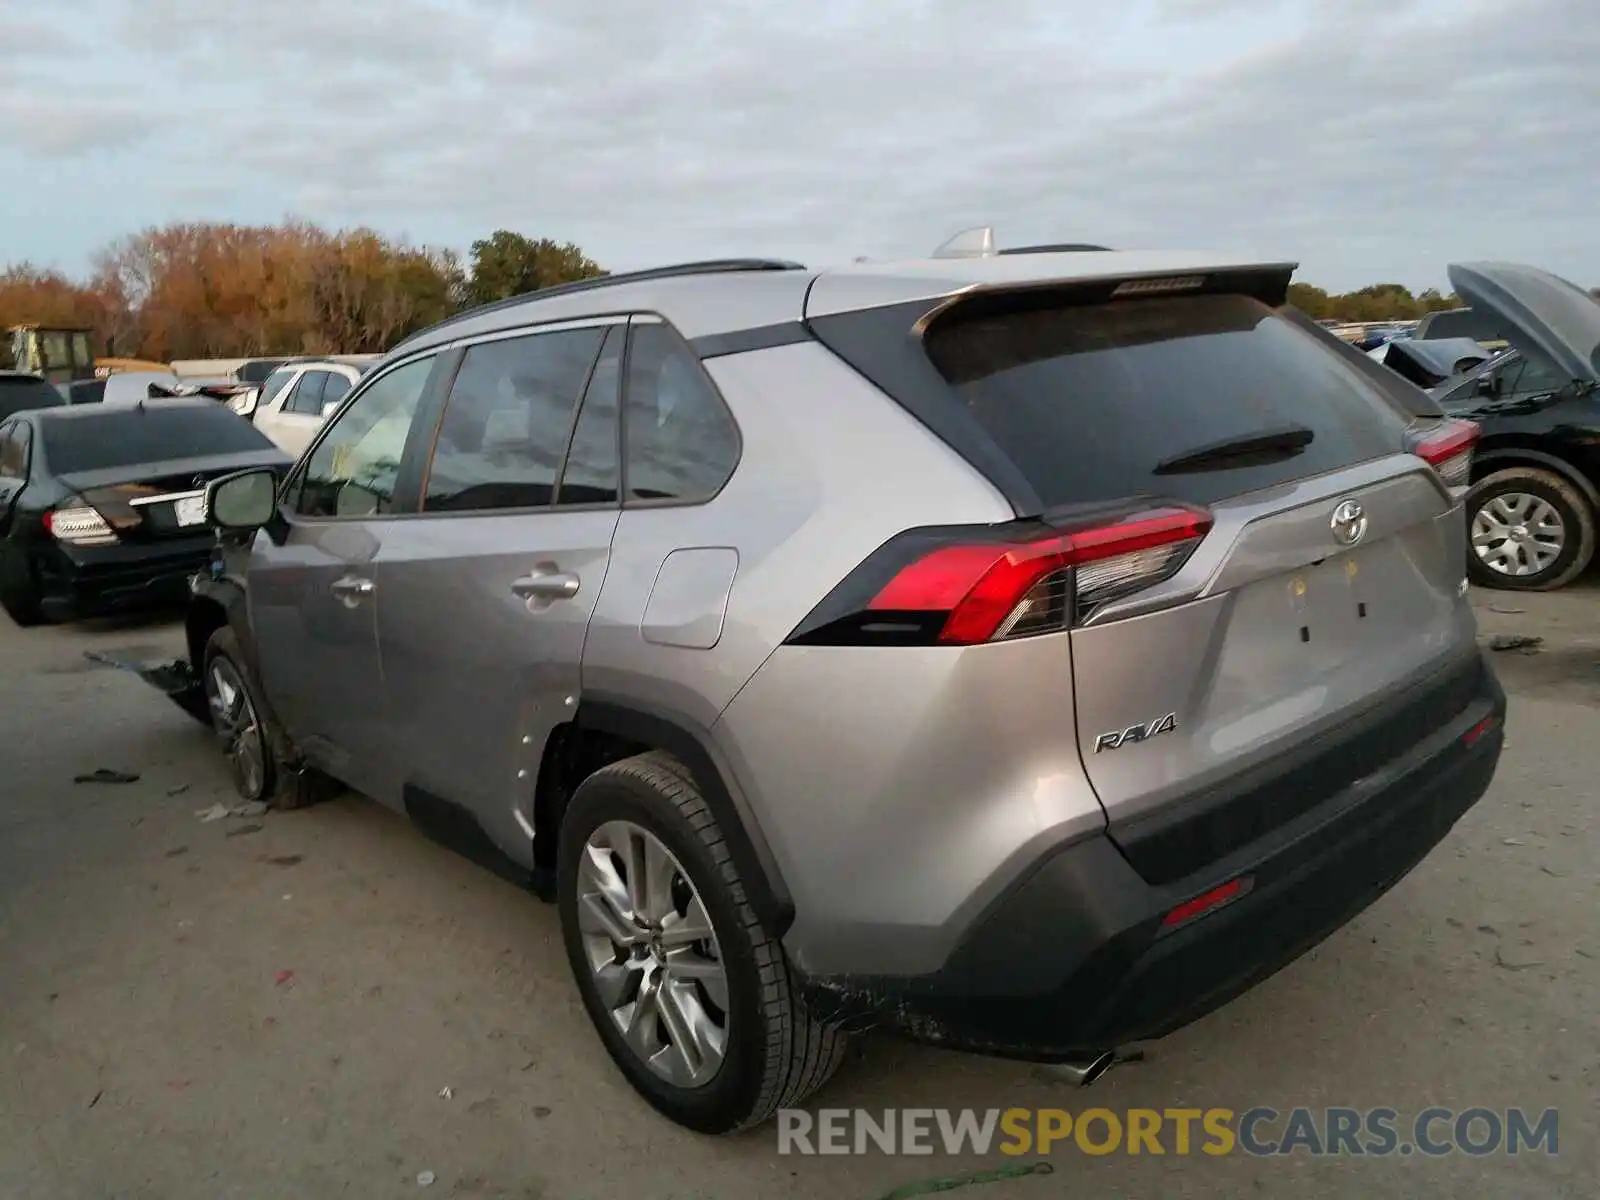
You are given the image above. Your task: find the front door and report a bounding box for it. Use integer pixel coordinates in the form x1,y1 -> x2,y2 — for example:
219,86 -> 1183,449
375,320 -> 624,863
247,353 -> 442,807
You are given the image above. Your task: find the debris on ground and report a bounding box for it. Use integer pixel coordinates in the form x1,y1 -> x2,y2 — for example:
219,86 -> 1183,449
275,970 -> 295,987
262,854 -> 303,867
532,1105 -> 552,1119
197,801 -> 269,823
416,1171 -> 436,1188
164,846 -> 188,858
1488,604 -> 1526,614
166,783 -> 190,796
1488,634 -> 1543,652
87,1090 -> 102,1109
74,768 -> 140,785
1503,837 -> 1525,846
878,1161 -> 1053,1199
1494,947 -> 1543,971
438,1086 -> 454,1100
225,824 -> 263,838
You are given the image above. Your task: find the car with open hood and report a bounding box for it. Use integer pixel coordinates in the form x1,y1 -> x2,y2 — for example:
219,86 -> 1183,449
1430,262 -> 1600,590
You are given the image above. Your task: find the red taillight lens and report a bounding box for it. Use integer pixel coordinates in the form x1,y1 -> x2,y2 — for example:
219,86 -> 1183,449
1412,419 -> 1479,489
862,506 -> 1211,645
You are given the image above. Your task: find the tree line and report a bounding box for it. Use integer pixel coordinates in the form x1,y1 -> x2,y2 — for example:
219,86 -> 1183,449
0,223 -> 604,362
1,219 -> 1479,362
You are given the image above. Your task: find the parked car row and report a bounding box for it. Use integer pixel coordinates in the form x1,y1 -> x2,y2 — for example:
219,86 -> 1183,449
64,237 -> 1506,1135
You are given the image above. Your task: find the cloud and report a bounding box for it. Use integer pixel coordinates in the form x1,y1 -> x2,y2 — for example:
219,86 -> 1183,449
0,0 -> 1594,289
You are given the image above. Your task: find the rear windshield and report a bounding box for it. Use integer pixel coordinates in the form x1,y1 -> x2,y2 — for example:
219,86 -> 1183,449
922,294 -> 1409,509
0,376 -> 66,420
239,359 -> 288,384
42,404 -> 274,474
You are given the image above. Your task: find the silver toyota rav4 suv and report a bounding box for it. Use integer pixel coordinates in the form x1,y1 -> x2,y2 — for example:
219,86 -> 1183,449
172,237 -> 1505,1133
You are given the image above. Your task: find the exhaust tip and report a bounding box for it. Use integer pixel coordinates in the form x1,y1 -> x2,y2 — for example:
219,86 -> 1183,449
1048,1049 -> 1117,1087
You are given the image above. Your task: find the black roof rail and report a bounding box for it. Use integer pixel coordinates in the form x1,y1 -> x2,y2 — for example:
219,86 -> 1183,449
997,243 -> 1113,255
394,258 -> 807,350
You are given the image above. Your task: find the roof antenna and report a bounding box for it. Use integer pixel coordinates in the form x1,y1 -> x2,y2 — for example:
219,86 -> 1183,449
931,226 -> 997,259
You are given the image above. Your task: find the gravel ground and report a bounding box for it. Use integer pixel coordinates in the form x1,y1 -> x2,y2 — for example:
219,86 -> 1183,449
0,587 -> 1595,1199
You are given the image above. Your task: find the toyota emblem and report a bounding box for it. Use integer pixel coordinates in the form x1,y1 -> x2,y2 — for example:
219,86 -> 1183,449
1330,498 -> 1367,547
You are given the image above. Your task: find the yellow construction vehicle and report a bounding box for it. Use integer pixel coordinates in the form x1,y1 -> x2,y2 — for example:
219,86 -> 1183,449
4,324 -> 96,385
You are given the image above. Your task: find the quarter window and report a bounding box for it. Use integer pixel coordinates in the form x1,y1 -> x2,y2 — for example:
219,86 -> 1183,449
622,323 -> 739,504
285,371 -> 329,415
295,357 -> 435,519
422,327 -> 605,512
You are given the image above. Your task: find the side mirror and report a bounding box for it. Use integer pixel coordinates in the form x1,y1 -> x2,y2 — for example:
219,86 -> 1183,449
322,399 -> 341,418
1476,374 -> 1498,396
205,467 -> 278,530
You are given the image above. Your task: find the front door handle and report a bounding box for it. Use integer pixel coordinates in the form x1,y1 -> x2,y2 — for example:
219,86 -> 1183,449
330,575 -> 375,606
511,571 -> 581,602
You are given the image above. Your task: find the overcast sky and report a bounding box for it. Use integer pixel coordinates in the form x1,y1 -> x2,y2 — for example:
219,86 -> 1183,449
1,0 -> 1593,292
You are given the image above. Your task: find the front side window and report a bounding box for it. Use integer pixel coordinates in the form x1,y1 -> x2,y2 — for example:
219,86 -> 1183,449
622,322 -> 740,504
422,326 -> 605,512
295,356 -> 435,519
258,367 -> 298,410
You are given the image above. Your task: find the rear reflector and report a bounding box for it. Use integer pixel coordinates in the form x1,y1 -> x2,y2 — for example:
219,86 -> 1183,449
44,500 -> 118,546
792,505 -> 1212,647
1162,875 -> 1253,930
1462,714 -> 1501,748
1412,420 -> 1479,489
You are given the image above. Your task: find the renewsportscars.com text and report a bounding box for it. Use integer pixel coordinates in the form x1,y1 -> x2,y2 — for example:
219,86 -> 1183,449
777,1106 -> 1559,1158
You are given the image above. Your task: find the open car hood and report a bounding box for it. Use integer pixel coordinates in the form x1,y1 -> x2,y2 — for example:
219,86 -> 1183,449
1448,262 -> 1600,386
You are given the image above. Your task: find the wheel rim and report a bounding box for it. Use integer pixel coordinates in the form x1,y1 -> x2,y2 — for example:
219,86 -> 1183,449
577,820 -> 729,1088
205,659 -> 267,800
1472,491 -> 1566,577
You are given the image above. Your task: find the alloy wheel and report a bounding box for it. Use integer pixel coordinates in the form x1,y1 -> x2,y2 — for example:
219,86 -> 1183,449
1472,491 -> 1566,578
577,819 -> 729,1088
205,659 -> 266,800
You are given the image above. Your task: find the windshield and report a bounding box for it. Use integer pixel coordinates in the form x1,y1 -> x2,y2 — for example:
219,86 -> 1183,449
41,404 -> 274,474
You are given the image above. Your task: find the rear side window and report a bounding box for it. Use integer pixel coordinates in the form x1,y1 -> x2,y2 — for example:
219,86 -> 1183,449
40,404 -> 274,474
922,294 -> 1409,509
285,371 -> 328,415
423,326 -> 605,512
0,376 -> 65,420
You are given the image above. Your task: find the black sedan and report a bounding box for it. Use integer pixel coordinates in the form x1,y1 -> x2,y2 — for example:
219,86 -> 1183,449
1,371 -> 66,420
0,398 -> 290,625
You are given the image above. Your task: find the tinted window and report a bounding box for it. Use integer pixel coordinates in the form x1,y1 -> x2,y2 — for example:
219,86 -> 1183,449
285,371 -> 328,415
296,357 -> 434,518
323,373 -> 352,406
921,294 -> 1408,509
66,379 -> 106,404
623,323 -> 739,503
423,327 -> 604,512
1498,352 -> 1569,399
40,404 -> 274,475
238,359 -> 288,385
258,367 -> 298,408
0,376 -> 66,420
555,327 -> 622,506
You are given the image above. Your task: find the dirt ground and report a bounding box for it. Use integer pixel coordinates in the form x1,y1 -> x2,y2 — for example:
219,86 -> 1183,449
1,585 -> 1595,1199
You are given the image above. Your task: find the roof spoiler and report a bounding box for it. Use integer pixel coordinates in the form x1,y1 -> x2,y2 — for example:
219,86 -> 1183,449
930,227 -> 1113,259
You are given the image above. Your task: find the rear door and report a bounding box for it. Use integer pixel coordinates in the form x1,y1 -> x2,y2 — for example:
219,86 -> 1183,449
247,354 -> 443,805
373,319 -> 623,865
918,291 -> 1479,872
257,368 -> 329,456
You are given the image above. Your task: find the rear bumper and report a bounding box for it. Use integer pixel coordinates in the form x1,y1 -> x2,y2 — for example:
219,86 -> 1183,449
36,536 -> 212,620
797,652 -> 1506,1059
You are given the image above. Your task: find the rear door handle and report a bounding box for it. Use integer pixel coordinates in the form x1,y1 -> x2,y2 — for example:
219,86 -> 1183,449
511,571 -> 581,601
331,575 -> 375,605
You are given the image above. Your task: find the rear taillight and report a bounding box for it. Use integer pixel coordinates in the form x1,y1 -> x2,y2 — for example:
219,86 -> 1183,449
1412,420 -> 1479,489
789,505 -> 1212,647
44,498 -> 118,546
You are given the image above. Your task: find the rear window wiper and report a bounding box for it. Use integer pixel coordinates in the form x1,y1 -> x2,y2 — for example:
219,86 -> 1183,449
1152,425 -> 1315,475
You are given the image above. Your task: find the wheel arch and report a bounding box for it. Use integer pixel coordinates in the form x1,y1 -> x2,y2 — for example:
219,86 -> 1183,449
540,698 -> 796,936
1471,442 -> 1600,512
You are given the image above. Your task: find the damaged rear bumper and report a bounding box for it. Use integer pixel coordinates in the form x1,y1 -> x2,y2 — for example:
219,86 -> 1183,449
798,654 -> 1506,1061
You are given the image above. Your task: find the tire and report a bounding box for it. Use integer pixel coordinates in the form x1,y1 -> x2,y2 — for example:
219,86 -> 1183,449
1465,467 -> 1596,591
557,751 -> 847,1133
0,551 -> 45,627
201,628 -> 333,809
